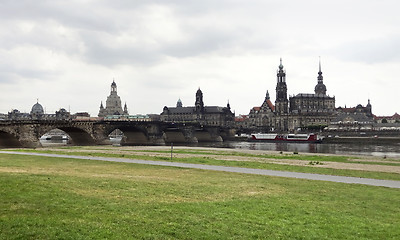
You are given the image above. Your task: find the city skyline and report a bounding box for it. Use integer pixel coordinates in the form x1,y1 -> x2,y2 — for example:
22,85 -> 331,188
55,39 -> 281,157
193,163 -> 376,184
0,1 -> 399,116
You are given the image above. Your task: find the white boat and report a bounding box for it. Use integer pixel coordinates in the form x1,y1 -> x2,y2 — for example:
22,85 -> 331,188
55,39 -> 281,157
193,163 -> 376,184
250,133 -> 322,143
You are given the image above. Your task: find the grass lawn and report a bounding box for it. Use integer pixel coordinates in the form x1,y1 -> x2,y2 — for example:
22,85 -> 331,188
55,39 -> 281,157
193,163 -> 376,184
8,148 -> 400,181
1,153 -> 399,239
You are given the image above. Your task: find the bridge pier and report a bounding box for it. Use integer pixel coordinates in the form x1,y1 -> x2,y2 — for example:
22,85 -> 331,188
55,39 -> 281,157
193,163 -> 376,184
119,132 -> 165,146
219,128 -> 236,141
194,127 -> 225,142
18,125 -> 42,148
163,128 -> 198,144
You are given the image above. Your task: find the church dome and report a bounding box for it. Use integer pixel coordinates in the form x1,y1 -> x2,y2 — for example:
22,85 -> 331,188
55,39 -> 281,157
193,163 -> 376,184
314,83 -> 327,95
31,102 -> 44,115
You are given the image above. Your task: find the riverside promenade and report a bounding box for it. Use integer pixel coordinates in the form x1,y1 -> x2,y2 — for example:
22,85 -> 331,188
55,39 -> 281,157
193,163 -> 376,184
1,151 -> 399,189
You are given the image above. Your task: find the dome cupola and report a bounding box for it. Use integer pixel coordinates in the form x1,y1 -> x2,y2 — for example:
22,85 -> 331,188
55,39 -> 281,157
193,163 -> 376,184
30,101 -> 44,115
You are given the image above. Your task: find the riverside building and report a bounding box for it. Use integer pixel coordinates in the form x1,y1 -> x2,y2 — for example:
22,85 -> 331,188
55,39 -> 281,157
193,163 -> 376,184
160,88 -> 234,127
247,59 -> 340,132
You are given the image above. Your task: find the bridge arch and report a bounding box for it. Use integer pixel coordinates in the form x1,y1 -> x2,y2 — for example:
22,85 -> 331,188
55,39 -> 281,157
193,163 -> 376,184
105,125 -> 151,145
38,125 -> 96,146
0,130 -> 23,148
53,127 -> 95,145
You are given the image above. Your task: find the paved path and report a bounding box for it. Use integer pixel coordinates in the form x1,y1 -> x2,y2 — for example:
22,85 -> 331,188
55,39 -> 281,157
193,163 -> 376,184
1,151 -> 400,189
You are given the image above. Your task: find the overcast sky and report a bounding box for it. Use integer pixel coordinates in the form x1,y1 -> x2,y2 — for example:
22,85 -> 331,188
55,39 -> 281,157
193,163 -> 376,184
1,0 -> 399,117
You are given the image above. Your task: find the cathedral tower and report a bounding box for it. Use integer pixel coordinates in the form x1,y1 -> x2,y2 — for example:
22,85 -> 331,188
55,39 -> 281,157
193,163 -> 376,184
314,58 -> 327,95
195,88 -> 204,112
275,58 -> 288,114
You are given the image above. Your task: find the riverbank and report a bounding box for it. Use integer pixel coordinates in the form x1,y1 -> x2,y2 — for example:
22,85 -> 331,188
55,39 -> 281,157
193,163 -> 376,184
5,145 -> 400,180
0,148 -> 399,239
323,136 -> 400,144
49,145 -> 400,174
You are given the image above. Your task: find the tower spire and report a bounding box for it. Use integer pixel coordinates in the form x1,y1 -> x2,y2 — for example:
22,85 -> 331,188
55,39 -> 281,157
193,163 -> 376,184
319,56 -> 321,73
314,57 -> 327,95
318,57 -> 323,83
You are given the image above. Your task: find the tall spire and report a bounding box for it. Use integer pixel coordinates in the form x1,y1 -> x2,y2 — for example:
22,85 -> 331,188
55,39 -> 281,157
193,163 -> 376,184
123,102 -> 128,115
315,57 -> 327,95
319,56 -> 321,71
318,57 -> 323,83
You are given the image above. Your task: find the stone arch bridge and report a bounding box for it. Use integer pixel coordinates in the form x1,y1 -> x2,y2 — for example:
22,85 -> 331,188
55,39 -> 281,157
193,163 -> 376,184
0,120 -> 235,148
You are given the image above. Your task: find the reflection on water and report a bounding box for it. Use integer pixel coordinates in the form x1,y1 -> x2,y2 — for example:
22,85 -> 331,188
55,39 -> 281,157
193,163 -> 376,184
193,141 -> 400,158
40,139 -> 69,147
41,139 -> 400,158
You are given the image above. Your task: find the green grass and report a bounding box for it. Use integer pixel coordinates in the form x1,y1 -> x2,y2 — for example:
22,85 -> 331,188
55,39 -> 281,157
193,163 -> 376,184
123,148 -> 400,166
6,148 -> 400,181
0,153 -> 399,239
123,150 -> 400,166
33,145 -> 400,164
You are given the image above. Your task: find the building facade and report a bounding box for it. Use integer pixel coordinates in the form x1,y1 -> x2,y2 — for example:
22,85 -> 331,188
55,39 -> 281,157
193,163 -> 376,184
287,60 -> 336,131
247,59 -> 339,132
98,80 -> 128,117
326,101 -> 374,131
160,88 -> 234,127
247,91 -> 275,131
7,101 -> 70,120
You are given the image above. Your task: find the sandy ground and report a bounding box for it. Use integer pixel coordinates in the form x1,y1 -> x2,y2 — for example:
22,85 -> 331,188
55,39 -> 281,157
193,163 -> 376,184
38,146 -> 400,174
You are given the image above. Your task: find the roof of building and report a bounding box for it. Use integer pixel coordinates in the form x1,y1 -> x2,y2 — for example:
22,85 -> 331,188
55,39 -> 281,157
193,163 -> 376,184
291,93 -> 334,99
265,99 -> 275,111
337,107 -> 356,113
163,106 -> 229,114
374,112 -> 400,120
235,115 -> 248,122
332,112 -> 374,123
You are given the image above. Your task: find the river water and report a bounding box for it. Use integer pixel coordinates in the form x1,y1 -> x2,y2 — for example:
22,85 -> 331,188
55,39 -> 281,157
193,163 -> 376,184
40,139 -> 400,158
194,141 -> 400,158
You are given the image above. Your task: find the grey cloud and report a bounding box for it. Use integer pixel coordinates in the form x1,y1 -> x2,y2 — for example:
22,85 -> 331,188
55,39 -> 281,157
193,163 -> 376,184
0,64 -> 58,84
0,0 -> 278,68
0,0 -> 118,33
330,35 -> 400,64
79,31 -> 162,66
161,28 -> 242,58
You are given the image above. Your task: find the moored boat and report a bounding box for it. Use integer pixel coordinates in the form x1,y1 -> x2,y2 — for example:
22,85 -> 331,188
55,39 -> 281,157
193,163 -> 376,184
250,133 -> 322,143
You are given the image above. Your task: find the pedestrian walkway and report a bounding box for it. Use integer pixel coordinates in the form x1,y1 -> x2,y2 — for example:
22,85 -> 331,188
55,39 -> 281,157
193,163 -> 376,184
1,151 -> 399,189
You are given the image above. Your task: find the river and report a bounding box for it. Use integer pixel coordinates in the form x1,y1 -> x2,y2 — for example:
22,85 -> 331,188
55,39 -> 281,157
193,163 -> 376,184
40,139 -> 400,158
195,141 -> 400,158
